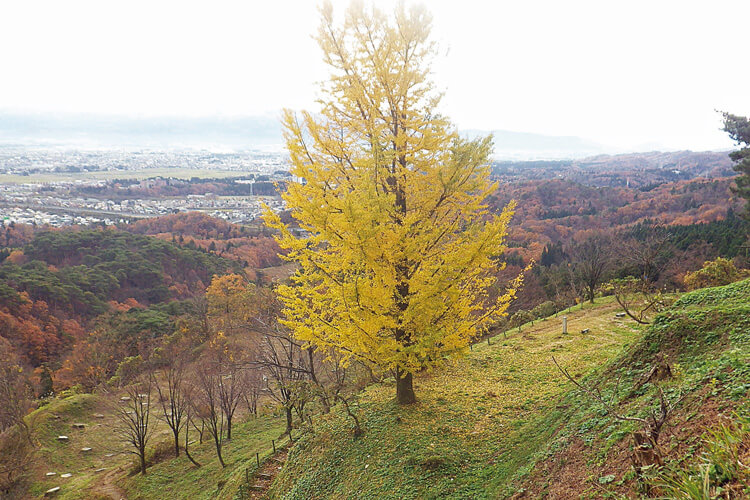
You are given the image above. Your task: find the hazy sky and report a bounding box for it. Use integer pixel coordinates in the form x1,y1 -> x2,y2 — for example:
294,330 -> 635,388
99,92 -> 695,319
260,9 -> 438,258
1,0 -> 749,151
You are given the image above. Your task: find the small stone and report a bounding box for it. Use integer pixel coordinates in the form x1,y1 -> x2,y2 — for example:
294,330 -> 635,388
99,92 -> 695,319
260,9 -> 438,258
44,486 -> 60,496
81,447 -> 92,452
60,473 -> 72,478
72,423 -> 86,429
105,453 -> 114,457
57,435 -> 68,441
120,396 -> 130,402
46,472 -> 57,477
93,413 -> 105,419
94,468 -> 106,473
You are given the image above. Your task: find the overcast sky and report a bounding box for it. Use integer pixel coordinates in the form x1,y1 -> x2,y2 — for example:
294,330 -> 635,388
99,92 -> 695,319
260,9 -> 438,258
1,0 -> 749,151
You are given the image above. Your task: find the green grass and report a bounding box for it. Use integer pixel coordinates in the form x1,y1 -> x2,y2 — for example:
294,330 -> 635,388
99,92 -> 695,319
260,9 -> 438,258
268,297 -> 642,499
510,278 -> 750,498
25,280 -> 749,498
125,415 -> 286,500
23,390 -> 285,500
26,393 -> 111,498
267,281 -> 750,498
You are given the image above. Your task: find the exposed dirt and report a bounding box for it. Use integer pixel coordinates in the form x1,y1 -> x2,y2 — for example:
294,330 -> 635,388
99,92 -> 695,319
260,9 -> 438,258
246,449 -> 288,499
517,393 -> 739,499
90,466 -> 128,500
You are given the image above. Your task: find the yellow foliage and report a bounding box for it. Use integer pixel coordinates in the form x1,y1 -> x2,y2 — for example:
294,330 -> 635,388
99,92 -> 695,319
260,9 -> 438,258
206,273 -> 259,336
264,3 -> 522,379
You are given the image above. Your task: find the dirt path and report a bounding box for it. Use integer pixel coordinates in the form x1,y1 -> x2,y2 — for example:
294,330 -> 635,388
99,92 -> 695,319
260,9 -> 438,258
90,466 -> 128,500
246,449 -> 288,499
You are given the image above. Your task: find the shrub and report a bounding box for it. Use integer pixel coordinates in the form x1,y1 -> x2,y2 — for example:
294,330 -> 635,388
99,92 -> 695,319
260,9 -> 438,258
683,257 -> 745,291
531,301 -> 556,319
509,310 -> 534,328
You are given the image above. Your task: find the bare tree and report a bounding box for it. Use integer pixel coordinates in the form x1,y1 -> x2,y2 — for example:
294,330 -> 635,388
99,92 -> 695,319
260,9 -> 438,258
0,348 -> 33,443
0,345 -> 35,497
256,322 -> 314,436
193,363 -> 226,468
552,356 -> 684,469
571,234 -> 612,303
0,427 -> 34,498
618,229 -> 673,284
153,355 -> 189,457
181,383 -> 202,468
315,350 -> 365,437
612,277 -> 672,324
217,362 -> 245,441
242,367 -> 263,418
113,378 -> 153,475
248,291 -> 314,436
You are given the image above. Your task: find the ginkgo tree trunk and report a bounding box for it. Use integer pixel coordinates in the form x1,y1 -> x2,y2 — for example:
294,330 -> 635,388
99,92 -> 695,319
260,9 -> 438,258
264,1 -> 523,405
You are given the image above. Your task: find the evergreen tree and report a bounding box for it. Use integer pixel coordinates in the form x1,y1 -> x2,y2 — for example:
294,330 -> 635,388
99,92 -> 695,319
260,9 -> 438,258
721,112 -> 750,218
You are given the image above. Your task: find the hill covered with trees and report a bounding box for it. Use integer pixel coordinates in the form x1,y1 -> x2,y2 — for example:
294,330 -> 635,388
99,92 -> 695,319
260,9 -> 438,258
0,226 -> 244,385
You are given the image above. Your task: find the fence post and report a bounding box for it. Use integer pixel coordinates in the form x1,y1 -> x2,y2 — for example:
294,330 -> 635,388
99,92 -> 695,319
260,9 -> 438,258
256,452 -> 260,467
272,439 -> 276,453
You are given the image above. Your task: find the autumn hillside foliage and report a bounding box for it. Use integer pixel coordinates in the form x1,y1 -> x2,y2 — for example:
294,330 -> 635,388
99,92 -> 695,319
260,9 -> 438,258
123,212 -> 283,270
0,225 -> 243,389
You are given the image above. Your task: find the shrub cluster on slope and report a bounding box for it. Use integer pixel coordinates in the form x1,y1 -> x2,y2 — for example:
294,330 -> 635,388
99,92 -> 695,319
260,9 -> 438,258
517,278 -> 750,498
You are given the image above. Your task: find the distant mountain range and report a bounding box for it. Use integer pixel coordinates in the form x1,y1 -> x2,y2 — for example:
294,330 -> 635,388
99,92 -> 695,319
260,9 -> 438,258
0,112 -> 285,151
0,111 -> 691,160
462,129 -> 612,160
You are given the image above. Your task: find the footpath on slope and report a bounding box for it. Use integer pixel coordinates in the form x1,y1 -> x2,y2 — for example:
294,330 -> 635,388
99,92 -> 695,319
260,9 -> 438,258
245,448 -> 289,499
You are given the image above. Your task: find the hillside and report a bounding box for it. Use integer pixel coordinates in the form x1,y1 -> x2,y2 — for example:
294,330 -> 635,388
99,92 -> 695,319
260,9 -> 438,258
21,392 -> 287,500
259,280 -> 749,499
0,227 -> 241,384
266,298 -> 639,498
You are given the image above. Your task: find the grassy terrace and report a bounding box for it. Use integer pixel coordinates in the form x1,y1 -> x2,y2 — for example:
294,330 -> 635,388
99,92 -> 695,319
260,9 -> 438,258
25,391 -> 285,500
124,415 -> 286,500
269,297 -> 642,499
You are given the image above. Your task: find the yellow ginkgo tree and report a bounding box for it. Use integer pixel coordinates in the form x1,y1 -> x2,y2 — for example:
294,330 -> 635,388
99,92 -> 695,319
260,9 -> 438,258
264,1 -> 523,404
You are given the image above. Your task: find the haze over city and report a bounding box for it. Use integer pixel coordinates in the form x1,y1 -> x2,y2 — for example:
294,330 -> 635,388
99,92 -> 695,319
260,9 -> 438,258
2,0 -> 750,155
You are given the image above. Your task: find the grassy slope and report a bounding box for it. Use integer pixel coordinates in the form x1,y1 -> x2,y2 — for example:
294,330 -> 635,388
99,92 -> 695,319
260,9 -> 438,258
268,280 -> 750,499
25,280 -> 749,499
24,392 -> 285,500
518,278 -> 750,498
124,415 -> 286,500
268,297 -> 642,499
26,394 -> 111,498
